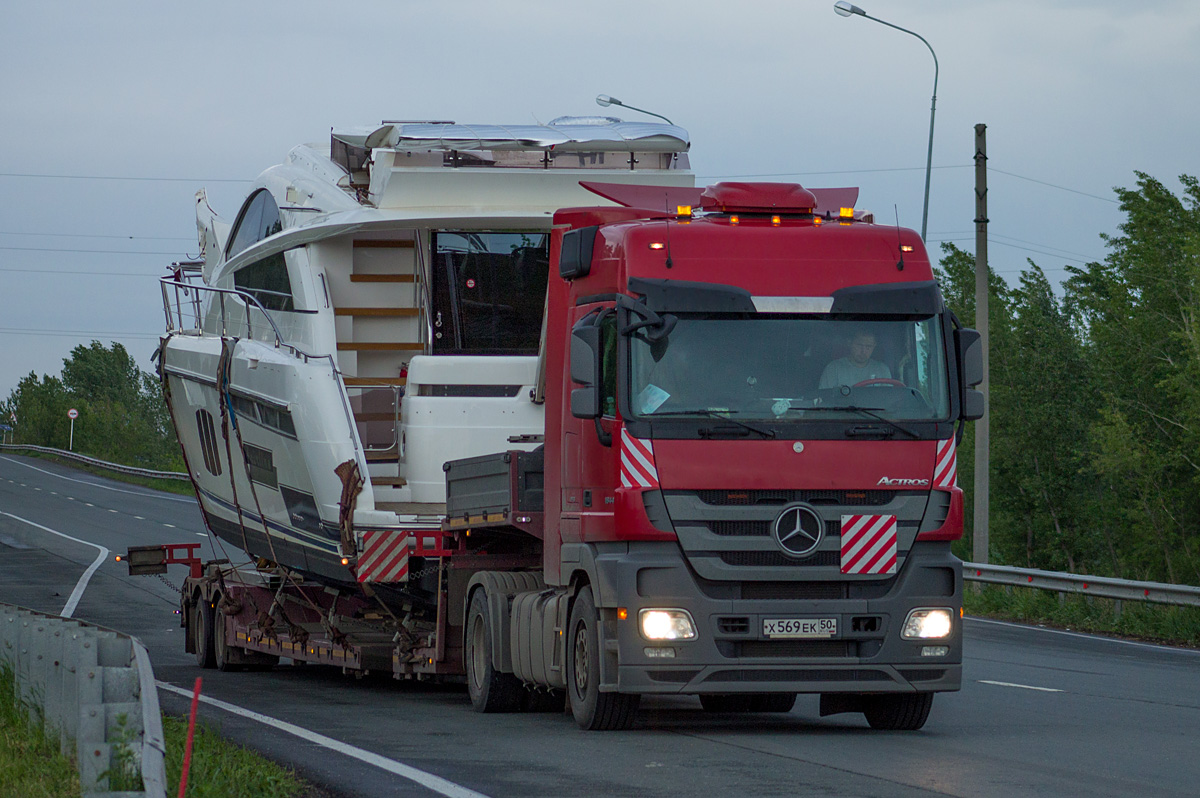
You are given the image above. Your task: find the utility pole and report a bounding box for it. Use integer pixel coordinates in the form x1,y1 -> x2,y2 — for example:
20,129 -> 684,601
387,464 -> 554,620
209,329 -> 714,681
973,124 -> 990,564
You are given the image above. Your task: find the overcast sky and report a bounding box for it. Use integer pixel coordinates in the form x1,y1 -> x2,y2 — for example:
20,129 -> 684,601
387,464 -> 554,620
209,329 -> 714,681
2,0 -> 1198,401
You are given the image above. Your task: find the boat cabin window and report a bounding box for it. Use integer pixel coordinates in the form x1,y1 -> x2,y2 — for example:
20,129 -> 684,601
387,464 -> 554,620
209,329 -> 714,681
430,231 -> 549,354
227,189 -> 283,260
234,252 -> 294,312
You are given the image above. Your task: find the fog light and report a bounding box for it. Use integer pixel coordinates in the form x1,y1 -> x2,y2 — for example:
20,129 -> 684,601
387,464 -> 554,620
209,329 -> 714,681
639,609 -> 697,641
644,647 -> 676,658
902,608 -> 953,640
921,646 -> 949,657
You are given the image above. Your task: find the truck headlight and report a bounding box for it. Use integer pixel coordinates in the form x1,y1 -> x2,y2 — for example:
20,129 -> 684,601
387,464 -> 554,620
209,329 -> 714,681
639,609 -> 697,641
901,608 -> 953,640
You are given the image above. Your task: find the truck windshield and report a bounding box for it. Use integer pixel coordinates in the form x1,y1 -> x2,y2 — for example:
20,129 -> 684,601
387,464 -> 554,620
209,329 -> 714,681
628,315 -> 950,422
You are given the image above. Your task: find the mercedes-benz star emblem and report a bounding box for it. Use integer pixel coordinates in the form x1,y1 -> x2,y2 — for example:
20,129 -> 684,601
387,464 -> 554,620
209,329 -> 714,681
773,504 -> 825,558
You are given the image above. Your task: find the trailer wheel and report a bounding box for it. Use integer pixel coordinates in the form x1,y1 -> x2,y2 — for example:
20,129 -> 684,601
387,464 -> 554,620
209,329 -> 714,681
465,590 -> 522,713
863,693 -> 934,730
567,586 -> 639,730
193,596 -> 216,669
212,602 -> 242,673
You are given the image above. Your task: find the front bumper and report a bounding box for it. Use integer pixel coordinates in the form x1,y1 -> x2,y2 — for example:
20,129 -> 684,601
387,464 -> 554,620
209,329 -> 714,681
587,541 -> 962,695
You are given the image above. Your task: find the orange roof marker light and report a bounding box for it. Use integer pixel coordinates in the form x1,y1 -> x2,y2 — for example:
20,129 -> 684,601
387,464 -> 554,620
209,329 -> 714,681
771,215 -> 782,226
676,205 -> 692,218
648,242 -> 666,251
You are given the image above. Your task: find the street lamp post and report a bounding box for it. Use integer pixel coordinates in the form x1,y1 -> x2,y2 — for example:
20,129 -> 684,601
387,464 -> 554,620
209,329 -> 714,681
595,95 -> 674,125
833,2 -> 938,241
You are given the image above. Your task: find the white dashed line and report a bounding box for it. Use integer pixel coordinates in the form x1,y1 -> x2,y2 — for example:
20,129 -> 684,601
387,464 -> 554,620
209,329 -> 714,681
108,509 -> 119,513
195,532 -> 207,537
164,523 -> 176,528
85,503 -> 94,507
134,515 -> 145,520
978,680 -> 1064,693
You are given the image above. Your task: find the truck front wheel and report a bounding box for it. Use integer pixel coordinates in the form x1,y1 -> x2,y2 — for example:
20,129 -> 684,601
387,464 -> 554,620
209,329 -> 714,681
863,693 -> 934,730
465,590 -> 522,713
567,586 -> 639,730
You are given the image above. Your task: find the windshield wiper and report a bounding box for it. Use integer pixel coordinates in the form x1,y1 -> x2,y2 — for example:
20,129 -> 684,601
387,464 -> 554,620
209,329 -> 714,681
648,409 -> 777,439
799,405 -> 920,439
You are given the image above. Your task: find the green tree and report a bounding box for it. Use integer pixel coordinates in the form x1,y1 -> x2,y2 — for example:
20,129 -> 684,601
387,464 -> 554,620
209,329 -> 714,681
3,341 -> 182,471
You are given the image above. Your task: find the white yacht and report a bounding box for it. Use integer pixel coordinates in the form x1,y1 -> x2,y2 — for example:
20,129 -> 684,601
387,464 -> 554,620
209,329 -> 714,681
159,117 -> 693,587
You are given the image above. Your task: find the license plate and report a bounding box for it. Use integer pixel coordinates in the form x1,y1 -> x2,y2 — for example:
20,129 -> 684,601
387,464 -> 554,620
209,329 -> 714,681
763,617 -> 837,638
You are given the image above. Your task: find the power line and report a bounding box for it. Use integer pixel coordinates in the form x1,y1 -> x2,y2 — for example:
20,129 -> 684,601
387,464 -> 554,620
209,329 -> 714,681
0,267 -> 167,277
0,172 -> 248,184
0,327 -> 160,340
697,164 -> 970,180
0,246 -> 185,256
0,231 -> 193,242
987,168 -> 1119,204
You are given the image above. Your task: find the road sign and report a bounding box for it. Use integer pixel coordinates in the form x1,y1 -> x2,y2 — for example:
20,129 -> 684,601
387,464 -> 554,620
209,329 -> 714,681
68,408 -> 79,419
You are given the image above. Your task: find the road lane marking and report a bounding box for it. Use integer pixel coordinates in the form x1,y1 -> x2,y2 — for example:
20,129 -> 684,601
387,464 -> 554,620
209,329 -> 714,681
0,455 -> 194,503
0,510 -> 109,618
108,509 -> 119,513
164,523 -> 175,528
195,532 -> 207,537
978,680 -> 1064,693
134,515 -> 145,520
155,682 -> 491,798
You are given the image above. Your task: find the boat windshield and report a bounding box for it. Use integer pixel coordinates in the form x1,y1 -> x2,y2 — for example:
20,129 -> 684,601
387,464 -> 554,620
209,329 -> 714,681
628,315 -> 950,422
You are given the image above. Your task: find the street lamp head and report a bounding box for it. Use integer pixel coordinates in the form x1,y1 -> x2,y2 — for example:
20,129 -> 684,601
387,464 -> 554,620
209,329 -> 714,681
834,2 -> 866,17
595,94 -> 619,108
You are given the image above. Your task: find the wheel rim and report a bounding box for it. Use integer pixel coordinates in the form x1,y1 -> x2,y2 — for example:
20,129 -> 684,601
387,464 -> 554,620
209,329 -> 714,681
573,623 -> 589,695
469,614 -> 486,692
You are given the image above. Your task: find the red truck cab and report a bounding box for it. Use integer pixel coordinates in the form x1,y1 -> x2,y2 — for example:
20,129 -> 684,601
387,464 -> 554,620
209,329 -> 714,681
536,182 -> 982,728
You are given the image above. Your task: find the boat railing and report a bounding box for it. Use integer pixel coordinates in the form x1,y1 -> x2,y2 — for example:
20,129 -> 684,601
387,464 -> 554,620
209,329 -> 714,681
159,275 -> 363,455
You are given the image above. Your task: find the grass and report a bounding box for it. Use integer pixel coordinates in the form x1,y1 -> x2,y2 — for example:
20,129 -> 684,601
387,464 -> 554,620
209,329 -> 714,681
965,584 -> 1200,647
0,664 -> 80,798
163,715 -> 308,798
2,663 -> 313,797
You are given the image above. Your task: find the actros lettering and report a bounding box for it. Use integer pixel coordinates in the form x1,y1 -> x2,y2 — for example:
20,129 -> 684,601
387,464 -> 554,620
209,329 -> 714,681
877,476 -> 931,486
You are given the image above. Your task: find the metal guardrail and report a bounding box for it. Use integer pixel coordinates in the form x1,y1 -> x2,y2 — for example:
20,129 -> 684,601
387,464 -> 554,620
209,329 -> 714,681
964,562 -> 1200,608
1,603 -> 167,797
0,444 -> 189,481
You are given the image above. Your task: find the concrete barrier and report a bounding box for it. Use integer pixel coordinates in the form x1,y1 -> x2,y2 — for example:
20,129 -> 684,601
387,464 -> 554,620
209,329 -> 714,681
0,603 -> 166,797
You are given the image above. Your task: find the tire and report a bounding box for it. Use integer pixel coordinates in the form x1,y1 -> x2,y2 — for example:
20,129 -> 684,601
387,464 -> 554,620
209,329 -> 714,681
465,590 -> 522,713
863,693 -> 934,730
567,586 -> 640,730
211,599 -> 242,673
193,596 -> 216,669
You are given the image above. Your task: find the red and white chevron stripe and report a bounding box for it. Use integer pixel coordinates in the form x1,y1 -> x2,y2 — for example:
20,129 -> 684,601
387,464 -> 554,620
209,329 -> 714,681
619,428 -> 659,489
840,514 -> 898,575
356,530 -> 409,583
934,438 -> 957,488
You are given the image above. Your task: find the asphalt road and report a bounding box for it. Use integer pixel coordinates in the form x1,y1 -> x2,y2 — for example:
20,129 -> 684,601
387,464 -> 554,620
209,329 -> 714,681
2,452 -> 1198,798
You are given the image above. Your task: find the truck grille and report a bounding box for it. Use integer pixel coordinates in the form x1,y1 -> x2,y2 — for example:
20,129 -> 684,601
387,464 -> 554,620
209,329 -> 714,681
719,551 -> 841,568
693,489 -> 898,506
731,640 -> 855,658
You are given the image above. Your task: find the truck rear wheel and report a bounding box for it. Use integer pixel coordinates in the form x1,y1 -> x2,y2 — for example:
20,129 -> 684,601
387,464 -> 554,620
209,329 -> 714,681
193,596 -> 216,669
567,587 -> 639,731
863,693 -> 934,730
465,590 -> 522,713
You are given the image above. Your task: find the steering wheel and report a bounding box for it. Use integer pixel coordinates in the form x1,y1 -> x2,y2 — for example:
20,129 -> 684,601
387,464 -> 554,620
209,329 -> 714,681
852,378 -> 906,388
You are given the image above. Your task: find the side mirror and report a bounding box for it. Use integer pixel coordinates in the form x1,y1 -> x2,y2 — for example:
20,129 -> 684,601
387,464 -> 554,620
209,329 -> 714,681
955,328 -> 984,421
569,322 -> 602,419
559,226 -> 598,280
955,328 -> 983,388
